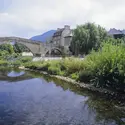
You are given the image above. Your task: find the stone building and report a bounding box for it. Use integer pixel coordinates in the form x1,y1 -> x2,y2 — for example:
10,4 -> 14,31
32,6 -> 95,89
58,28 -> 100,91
108,28 -> 124,39
51,25 -> 73,54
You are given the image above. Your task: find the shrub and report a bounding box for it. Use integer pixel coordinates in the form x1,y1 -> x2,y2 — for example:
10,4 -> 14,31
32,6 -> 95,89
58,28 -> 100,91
24,61 -> 43,69
70,73 -> 79,80
78,70 -> 93,83
60,57 -> 84,74
36,62 -> 50,71
0,60 -> 8,66
11,60 -> 22,67
48,66 -> 61,75
59,71 -> 66,76
78,42 -> 125,92
0,50 -> 9,57
20,57 -> 32,63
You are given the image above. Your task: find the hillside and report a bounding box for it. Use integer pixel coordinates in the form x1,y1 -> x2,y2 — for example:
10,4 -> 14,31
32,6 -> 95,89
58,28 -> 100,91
30,30 -> 56,42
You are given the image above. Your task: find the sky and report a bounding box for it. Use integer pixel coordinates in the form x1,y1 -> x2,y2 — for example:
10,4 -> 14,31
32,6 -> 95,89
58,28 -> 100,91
0,0 -> 125,38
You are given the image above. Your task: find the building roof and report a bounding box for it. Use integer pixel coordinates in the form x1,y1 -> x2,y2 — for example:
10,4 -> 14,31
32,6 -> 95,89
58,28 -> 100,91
108,28 -> 123,35
122,30 -> 125,34
53,28 -> 64,37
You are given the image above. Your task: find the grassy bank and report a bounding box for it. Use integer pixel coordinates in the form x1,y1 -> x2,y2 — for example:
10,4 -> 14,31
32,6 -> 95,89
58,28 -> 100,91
23,43 -> 125,93
0,55 -> 32,68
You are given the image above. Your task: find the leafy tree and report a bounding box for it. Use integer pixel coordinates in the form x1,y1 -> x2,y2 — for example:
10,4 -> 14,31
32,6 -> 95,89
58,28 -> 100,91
0,50 -> 9,57
0,44 -> 14,54
13,43 -> 30,53
70,23 -> 108,55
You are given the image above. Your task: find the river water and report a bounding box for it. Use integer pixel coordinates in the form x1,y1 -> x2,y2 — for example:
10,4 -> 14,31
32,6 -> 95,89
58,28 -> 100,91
0,69 -> 124,125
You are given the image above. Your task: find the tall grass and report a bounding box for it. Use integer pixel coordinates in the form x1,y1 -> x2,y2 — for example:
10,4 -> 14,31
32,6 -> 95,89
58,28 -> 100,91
24,58 -> 84,77
23,42 -> 125,92
0,59 -> 8,66
79,43 -> 125,92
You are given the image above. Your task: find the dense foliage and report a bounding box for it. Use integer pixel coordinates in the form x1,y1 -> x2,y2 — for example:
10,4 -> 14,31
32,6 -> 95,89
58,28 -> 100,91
70,23 -> 108,55
80,42 -> 125,92
0,44 -> 14,54
13,43 -> 30,53
0,43 -> 30,55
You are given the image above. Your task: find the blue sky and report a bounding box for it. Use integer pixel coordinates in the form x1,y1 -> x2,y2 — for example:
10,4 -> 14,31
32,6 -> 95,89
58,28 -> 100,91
0,0 -> 125,38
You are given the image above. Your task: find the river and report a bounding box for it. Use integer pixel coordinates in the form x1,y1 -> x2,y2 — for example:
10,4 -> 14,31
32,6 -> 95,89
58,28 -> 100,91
0,69 -> 124,125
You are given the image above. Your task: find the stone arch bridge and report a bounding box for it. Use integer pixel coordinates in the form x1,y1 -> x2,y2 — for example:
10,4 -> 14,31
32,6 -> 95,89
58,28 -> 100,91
0,37 -> 64,56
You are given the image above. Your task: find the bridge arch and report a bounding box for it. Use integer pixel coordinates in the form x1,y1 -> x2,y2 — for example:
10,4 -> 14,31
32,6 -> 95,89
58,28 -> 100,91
0,37 -> 42,56
45,48 -> 62,56
13,42 -> 34,54
0,42 -> 35,55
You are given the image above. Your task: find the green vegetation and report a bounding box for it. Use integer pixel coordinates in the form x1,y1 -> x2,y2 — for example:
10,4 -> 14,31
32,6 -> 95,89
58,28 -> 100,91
24,58 -> 83,77
0,44 -> 14,54
79,42 -> 125,92
0,59 -> 8,66
23,40 -> 125,92
13,43 -> 30,53
0,52 -> 32,67
10,56 -> 33,67
69,22 -> 108,55
0,50 -> 9,57
0,42 -> 30,55
0,42 -> 32,67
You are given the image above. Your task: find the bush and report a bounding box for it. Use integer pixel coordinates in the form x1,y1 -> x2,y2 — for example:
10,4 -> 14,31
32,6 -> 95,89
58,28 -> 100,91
48,66 -> 61,75
70,73 -> 79,80
59,71 -> 66,76
79,70 -> 93,82
0,60 -> 8,66
0,50 -> 9,57
36,62 -> 50,71
78,42 -> 125,92
24,61 -> 50,71
20,57 -> 32,63
24,61 -> 42,69
11,60 -> 22,67
60,57 -> 84,74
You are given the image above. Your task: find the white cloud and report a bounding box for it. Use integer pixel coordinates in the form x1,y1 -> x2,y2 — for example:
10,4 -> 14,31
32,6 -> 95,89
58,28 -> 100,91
0,0 -> 125,38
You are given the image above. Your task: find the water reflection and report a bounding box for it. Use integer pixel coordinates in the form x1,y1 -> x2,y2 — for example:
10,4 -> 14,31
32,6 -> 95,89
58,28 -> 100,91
8,71 -> 25,77
0,69 -> 33,82
0,69 -> 124,125
29,71 -> 125,125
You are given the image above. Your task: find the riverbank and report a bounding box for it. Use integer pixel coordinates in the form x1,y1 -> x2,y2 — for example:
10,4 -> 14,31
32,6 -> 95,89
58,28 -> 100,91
19,66 -> 125,102
1,42 -> 125,99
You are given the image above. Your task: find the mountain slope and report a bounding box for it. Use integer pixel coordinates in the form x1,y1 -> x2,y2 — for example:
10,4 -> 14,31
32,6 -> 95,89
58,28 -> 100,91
30,30 -> 56,42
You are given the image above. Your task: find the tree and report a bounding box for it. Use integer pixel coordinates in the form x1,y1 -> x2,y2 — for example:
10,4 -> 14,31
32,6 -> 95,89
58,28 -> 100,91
0,50 -> 9,57
70,23 -> 108,55
13,43 -> 30,53
0,44 -> 14,54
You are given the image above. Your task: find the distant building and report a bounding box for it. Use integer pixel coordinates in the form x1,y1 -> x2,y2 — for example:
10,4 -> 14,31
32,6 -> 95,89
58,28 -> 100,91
51,25 -> 73,54
108,28 -> 125,39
